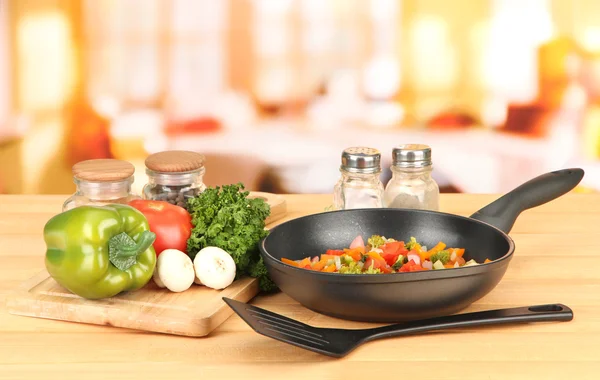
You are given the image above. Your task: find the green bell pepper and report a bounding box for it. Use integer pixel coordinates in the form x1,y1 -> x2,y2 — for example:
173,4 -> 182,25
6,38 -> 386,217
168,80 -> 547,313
44,204 -> 157,299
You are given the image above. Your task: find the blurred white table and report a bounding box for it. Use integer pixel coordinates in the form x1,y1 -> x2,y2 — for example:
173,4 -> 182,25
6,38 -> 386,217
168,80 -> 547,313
144,119 -> 590,194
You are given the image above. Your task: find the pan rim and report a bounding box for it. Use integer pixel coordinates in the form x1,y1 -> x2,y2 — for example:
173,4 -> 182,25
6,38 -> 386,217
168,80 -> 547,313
260,207 -> 516,283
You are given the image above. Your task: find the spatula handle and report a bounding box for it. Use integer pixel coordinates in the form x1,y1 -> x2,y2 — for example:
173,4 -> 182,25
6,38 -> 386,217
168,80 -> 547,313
365,304 -> 573,342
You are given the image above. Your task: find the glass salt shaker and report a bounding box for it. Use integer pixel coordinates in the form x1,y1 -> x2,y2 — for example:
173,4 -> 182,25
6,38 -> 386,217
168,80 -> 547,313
62,159 -> 141,212
383,144 -> 439,211
142,150 -> 207,209
333,147 -> 384,210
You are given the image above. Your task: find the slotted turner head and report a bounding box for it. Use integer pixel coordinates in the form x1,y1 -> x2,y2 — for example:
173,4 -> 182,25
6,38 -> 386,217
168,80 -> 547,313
223,297 -> 574,358
222,297 -> 364,357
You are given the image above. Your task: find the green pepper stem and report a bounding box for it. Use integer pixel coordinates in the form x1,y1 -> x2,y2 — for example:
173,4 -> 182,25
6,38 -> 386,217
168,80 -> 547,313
110,231 -> 156,258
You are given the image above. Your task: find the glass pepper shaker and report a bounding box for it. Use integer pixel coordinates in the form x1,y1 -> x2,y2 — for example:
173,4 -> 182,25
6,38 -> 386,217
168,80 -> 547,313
62,159 -> 141,211
333,147 -> 384,210
142,150 -> 207,208
383,144 -> 440,211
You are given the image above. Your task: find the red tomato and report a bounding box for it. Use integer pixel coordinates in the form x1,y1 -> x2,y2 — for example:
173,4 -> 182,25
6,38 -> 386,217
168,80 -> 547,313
325,249 -> 345,256
398,259 -> 424,272
128,199 -> 192,256
380,241 -> 408,266
364,257 -> 393,273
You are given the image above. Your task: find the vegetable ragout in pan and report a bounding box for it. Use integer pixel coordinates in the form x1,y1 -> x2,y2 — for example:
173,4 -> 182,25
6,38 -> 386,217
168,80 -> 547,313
281,235 -> 491,274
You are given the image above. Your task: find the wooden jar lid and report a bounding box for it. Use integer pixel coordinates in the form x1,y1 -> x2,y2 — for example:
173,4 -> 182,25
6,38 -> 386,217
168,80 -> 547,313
72,159 -> 135,182
145,150 -> 205,173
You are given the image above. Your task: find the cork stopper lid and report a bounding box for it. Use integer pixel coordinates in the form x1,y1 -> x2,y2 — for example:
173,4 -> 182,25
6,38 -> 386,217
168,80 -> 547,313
145,150 -> 205,173
72,159 -> 135,182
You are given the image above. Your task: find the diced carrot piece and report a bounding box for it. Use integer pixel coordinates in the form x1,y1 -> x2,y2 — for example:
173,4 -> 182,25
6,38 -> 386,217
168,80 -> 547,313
421,242 -> 446,260
298,257 -> 311,268
343,247 -> 364,261
453,248 -> 465,257
320,254 -> 336,261
413,243 -> 423,253
323,264 -> 337,272
282,258 -> 299,267
444,263 -> 455,268
484,258 -> 492,263
311,259 -> 328,271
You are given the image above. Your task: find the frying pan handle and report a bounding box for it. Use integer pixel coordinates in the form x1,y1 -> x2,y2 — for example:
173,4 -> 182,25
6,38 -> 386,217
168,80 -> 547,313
469,168 -> 584,233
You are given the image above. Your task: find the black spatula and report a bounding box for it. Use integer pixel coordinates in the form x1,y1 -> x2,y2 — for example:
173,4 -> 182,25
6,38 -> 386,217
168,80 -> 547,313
223,297 -> 573,358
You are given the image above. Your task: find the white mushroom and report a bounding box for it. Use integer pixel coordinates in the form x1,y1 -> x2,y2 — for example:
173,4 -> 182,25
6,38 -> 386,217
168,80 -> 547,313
193,246 -> 236,290
155,249 -> 195,292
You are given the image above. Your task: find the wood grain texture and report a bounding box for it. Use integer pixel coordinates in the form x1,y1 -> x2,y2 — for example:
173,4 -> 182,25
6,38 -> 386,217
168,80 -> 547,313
71,159 -> 135,182
6,271 -> 260,337
3,191 -> 286,337
0,193 -> 599,380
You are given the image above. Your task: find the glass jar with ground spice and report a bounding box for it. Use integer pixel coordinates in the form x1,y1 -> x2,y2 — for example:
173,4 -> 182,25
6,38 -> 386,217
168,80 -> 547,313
62,159 -> 141,212
383,144 -> 439,211
333,147 -> 385,210
142,150 -> 207,208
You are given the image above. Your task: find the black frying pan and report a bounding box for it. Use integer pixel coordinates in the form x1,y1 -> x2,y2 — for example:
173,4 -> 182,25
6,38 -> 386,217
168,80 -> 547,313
259,168 -> 584,322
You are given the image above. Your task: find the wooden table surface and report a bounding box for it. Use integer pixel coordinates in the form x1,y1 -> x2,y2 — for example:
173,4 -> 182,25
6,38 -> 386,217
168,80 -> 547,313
1,193 -> 599,379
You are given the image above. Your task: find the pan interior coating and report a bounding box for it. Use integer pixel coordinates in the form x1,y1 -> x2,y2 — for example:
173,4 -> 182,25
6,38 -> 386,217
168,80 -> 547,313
263,209 -> 512,265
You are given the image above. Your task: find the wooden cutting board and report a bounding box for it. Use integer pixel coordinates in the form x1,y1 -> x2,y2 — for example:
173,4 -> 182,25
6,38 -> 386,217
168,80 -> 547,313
6,192 -> 287,337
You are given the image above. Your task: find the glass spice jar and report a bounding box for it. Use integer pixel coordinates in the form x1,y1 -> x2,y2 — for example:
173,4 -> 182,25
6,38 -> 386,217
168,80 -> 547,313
383,144 -> 439,211
62,159 -> 141,212
333,147 -> 384,210
142,150 -> 207,208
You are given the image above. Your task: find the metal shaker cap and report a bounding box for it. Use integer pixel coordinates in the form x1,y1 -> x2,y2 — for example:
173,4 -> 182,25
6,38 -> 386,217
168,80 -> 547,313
341,147 -> 381,174
392,144 -> 432,168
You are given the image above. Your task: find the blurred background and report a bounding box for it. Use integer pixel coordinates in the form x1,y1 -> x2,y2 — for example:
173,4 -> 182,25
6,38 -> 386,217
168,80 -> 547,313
0,0 -> 599,196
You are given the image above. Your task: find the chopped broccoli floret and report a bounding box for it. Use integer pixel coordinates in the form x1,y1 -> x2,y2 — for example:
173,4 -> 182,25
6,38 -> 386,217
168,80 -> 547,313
430,250 -> 450,265
363,266 -> 382,274
339,261 -> 364,274
341,254 -> 354,265
368,235 -> 386,249
405,237 -> 419,250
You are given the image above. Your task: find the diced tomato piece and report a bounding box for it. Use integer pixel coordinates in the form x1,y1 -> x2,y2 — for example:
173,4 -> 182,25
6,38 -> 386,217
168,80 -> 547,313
381,253 -> 398,267
364,257 -> 393,273
380,241 -> 405,255
456,256 -> 466,266
398,259 -> 424,272
379,265 -> 393,273
325,249 -> 345,256
282,258 -> 299,267
380,241 -> 408,266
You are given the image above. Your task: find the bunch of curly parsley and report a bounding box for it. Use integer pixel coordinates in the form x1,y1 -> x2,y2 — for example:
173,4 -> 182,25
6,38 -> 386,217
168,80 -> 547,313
186,183 -> 277,292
